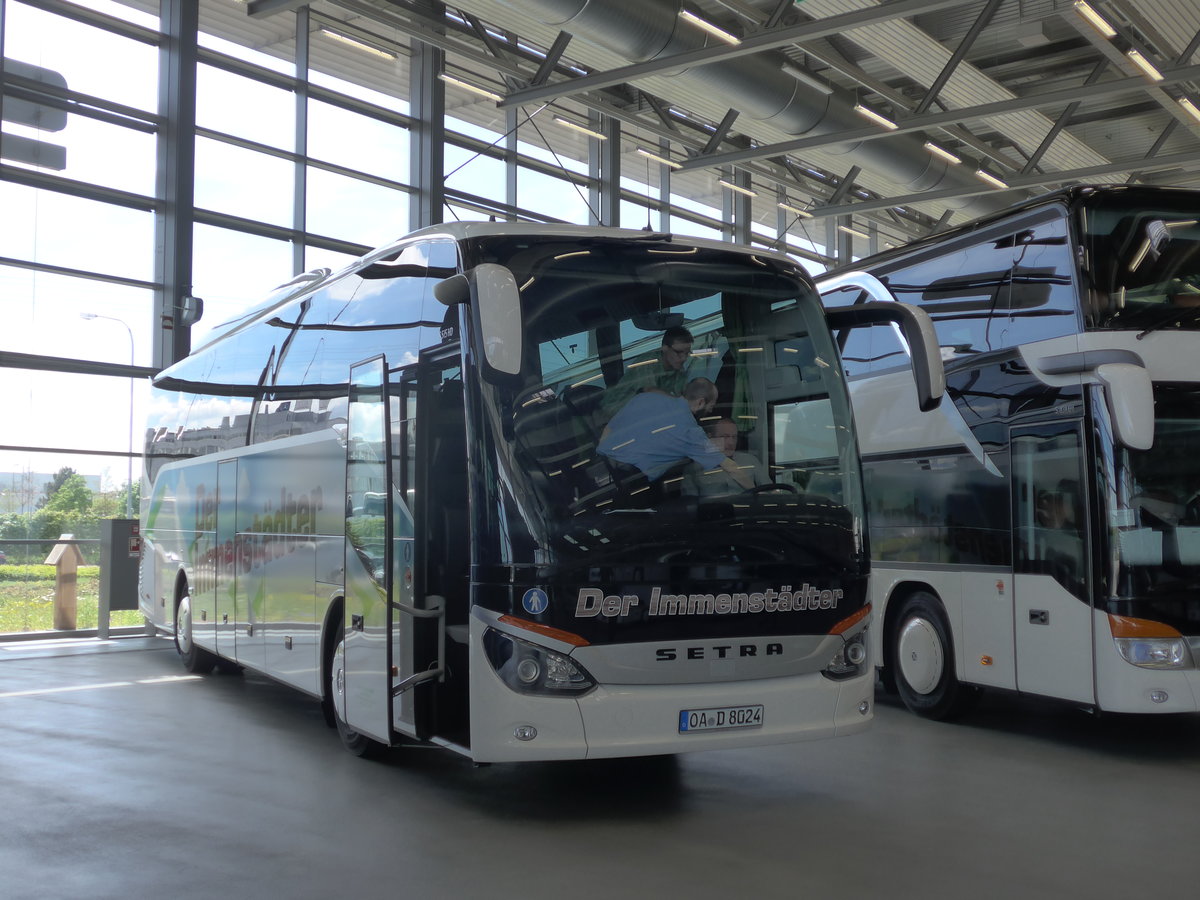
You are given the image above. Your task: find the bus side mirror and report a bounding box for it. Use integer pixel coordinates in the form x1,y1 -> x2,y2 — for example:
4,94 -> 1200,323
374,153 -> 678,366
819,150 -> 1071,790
435,264 -> 524,381
1095,362 -> 1154,450
824,301 -> 945,412
434,273 -> 469,305
178,294 -> 203,327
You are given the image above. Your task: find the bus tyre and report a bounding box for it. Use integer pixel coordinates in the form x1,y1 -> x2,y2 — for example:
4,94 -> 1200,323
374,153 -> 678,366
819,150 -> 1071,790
892,592 -> 978,720
327,619 -> 386,759
174,592 -> 216,674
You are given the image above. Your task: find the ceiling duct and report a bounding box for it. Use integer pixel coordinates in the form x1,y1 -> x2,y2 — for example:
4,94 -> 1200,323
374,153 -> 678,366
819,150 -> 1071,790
494,0 -> 1023,218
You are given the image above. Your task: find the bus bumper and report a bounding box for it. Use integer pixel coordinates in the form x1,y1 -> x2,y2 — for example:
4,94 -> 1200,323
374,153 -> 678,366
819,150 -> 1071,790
468,657 -> 874,763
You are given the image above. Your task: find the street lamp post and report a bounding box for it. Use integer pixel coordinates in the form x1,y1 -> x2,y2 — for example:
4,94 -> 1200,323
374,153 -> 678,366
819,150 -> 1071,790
80,313 -> 135,518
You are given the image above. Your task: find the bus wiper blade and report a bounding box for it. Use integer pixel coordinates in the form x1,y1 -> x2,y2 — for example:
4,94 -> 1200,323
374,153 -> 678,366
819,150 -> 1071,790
1136,305 -> 1200,339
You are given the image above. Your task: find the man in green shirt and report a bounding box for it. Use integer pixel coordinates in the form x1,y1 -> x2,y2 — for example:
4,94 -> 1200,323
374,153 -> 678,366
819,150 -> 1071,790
599,325 -> 694,421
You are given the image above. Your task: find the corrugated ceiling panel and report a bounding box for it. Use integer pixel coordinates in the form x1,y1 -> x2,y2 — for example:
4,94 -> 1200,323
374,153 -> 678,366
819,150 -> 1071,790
801,0 -> 1121,176
450,0 -> 974,210
1133,0 -> 1200,59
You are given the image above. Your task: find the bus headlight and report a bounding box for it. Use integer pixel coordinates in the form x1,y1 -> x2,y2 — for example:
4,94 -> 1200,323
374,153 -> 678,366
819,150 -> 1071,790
483,628 -> 596,696
1114,636 -> 1193,669
823,631 -> 868,680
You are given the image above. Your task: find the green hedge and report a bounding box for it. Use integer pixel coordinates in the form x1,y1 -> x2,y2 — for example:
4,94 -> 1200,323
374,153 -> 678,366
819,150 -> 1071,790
0,567 -> 143,633
0,564 -> 100,582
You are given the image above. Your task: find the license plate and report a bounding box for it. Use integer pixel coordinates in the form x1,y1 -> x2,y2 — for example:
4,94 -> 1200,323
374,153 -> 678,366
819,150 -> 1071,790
678,704 -> 764,733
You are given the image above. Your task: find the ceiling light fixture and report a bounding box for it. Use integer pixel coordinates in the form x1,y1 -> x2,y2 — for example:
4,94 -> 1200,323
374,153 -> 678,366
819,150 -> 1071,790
679,10 -> 741,46
319,29 -> 396,61
975,168 -> 1009,190
778,202 -> 814,218
1178,97 -> 1200,124
438,73 -> 503,103
780,63 -> 834,96
853,103 -> 899,131
837,224 -> 871,240
1126,49 -> 1165,81
1073,1 -> 1117,39
636,147 -> 682,169
718,178 -> 758,198
923,141 -> 962,165
554,116 -> 607,140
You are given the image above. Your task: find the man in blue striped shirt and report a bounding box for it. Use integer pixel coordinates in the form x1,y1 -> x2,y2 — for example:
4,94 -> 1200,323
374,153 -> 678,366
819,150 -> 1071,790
598,377 -> 754,490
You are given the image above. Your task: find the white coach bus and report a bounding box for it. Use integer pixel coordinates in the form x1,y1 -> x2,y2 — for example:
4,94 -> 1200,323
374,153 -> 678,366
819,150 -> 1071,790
140,222 -> 941,761
819,185 -> 1200,720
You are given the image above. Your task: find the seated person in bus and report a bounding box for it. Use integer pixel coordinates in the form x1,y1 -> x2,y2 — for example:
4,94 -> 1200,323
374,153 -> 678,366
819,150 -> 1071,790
598,325 -> 694,421
683,417 -> 772,497
1036,483 -> 1078,529
598,378 -> 754,490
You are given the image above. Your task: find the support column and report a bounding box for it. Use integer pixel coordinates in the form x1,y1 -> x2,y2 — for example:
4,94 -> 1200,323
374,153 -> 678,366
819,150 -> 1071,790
727,168 -> 752,245
292,5 -> 310,275
590,112 -> 620,227
655,140 -> 671,233
153,0 -> 199,369
409,38 -> 446,230
506,106 -> 518,220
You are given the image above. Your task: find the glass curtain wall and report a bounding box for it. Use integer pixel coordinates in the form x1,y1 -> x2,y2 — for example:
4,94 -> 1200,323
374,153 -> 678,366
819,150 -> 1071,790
0,0 -> 828,627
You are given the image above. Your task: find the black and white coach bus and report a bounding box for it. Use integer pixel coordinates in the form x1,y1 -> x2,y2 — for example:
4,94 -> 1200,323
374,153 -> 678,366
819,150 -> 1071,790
139,222 -> 942,761
818,185 -> 1200,720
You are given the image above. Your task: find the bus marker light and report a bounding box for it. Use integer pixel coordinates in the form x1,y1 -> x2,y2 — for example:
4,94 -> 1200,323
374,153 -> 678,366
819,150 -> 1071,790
1108,614 -> 1182,638
829,603 -> 871,635
1151,692 -> 1168,704
515,726 -> 538,741
858,701 -> 870,716
500,615 -> 590,647
981,656 -> 993,666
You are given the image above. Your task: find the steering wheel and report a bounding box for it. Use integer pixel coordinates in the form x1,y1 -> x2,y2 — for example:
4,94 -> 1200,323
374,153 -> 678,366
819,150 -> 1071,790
747,483 -> 799,495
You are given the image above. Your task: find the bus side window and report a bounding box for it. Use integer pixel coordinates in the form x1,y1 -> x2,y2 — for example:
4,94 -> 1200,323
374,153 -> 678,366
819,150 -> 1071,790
879,212 -> 1077,359
1013,427 -> 1089,599
1001,217 -> 1079,347
883,236 -> 1015,359
249,275 -> 359,443
174,323 -> 268,451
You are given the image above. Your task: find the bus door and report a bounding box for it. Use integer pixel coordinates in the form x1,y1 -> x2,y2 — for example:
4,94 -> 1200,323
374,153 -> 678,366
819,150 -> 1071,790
1011,422 -> 1096,704
342,356 -> 444,745
410,347 -> 468,746
341,356 -> 395,743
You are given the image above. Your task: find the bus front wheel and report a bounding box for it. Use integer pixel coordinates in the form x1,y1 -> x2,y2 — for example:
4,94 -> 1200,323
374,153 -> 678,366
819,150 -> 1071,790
174,592 -> 216,674
891,591 -> 978,720
326,619 -> 387,759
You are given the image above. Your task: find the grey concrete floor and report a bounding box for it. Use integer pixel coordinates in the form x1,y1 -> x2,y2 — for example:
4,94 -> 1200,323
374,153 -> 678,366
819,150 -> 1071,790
2,636 -> 1198,900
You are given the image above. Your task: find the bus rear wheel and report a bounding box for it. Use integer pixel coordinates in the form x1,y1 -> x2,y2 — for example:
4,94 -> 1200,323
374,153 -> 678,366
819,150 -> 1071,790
891,591 -> 978,720
174,591 -> 216,674
327,619 -> 387,758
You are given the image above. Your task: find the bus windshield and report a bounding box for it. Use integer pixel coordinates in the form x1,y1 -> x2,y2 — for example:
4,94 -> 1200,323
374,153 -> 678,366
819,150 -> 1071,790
1085,194 -> 1200,332
464,234 -> 862,597
1111,385 -> 1200,626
